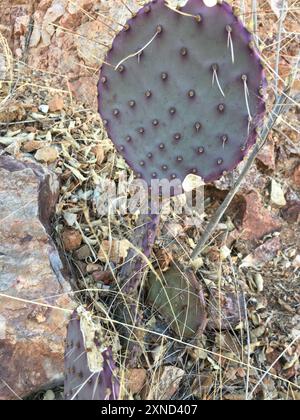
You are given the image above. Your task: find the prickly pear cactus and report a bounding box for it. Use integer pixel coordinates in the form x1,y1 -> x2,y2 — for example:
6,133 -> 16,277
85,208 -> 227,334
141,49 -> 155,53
147,263 -> 207,338
98,0 -> 267,187
64,309 -> 120,401
120,212 -> 160,293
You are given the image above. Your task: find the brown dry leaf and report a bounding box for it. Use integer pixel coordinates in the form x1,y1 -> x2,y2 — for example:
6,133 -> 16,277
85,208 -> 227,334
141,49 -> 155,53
0,101 -> 26,122
92,144 -> 105,165
146,366 -> 184,400
125,368 -> 147,395
98,239 -> 130,264
22,140 -> 44,153
223,393 -> 246,401
155,248 -> 172,272
191,373 -> 214,400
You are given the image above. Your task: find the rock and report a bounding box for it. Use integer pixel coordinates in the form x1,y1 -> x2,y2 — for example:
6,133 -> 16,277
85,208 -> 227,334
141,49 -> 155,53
270,179 -> 286,207
29,11 -> 43,48
241,237 -> 282,267
235,190 -> 282,243
207,291 -> 246,330
42,2 -> 65,46
0,0 -> 141,107
74,244 -> 91,261
48,95 -> 64,112
43,389 -> 56,400
39,104 -> 49,114
35,146 -> 58,163
91,271 -> 114,285
22,140 -> 44,153
125,369 -> 147,395
292,164 -> 300,188
214,163 -> 267,192
62,229 -> 82,252
257,141 -> 276,170
0,156 -> 74,400
281,200 -> 300,223
75,20 -> 107,67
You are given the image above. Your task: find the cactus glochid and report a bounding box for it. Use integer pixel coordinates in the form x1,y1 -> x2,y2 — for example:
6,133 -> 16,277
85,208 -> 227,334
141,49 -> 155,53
98,0 -> 267,187
64,309 -> 120,401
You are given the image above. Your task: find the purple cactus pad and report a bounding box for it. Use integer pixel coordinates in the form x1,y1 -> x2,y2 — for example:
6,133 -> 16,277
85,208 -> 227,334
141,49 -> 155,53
98,0 -> 267,188
64,311 -> 120,401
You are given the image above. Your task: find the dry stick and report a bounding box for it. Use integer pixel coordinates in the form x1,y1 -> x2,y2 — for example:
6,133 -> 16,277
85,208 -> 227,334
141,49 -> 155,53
191,84 -> 293,261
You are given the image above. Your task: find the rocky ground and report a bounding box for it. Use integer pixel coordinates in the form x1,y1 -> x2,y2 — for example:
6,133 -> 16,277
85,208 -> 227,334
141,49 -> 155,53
0,0 -> 299,401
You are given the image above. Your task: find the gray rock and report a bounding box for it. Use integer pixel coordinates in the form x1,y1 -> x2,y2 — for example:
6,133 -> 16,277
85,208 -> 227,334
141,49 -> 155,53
0,156 -> 74,400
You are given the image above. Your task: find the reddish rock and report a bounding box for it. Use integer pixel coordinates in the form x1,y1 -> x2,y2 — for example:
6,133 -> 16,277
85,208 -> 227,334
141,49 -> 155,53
62,229 -> 82,252
0,0 -> 140,108
48,95 -> 64,112
237,190 -> 282,243
207,291 -> 246,330
281,201 -> 300,223
0,156 -> 74,400
92,271 -> 114,285
257,141 -> 276,170
292,164 -> 300,188
242,237 -> 282,267
213,162 -> 267,193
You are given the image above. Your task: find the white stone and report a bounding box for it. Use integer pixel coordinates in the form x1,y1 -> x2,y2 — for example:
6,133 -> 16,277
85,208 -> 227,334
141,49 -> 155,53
271,179 -> 286,207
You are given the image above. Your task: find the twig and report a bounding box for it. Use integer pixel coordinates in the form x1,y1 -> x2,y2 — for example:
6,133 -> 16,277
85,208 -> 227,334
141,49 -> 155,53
191,78 -> 296,261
